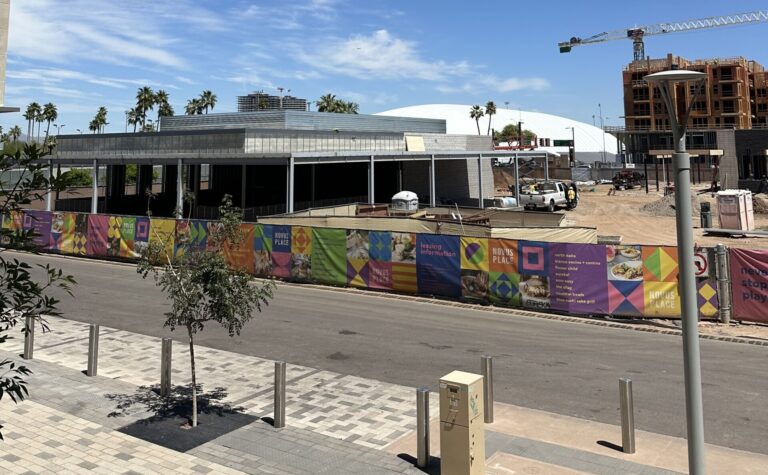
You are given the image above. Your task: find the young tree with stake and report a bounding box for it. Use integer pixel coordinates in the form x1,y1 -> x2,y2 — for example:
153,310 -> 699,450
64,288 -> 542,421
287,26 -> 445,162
137,195 -> 274,427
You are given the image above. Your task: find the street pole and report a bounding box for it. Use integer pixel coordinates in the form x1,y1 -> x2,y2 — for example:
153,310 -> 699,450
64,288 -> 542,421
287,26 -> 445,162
646,70 -> 706,475
599,103 -> 606,163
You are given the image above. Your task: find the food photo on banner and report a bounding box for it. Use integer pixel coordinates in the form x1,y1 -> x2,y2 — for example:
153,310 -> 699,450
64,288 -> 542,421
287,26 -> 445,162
253,224 -> 273,277
391,232 -> 417,293
729,248 -> 768,323
291,226 -> 312,281
606,245 -> 645,317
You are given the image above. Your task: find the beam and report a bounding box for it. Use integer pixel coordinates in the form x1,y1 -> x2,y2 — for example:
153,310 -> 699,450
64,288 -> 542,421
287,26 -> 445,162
46,160 -> 53,212
429,154 -> 436,207
478,154 -> 484,209
368,155 -> 375,204
91,160 -> 99,214
176,158 -> 183,219
286,157 -> 294,213
241,164 -> 247,210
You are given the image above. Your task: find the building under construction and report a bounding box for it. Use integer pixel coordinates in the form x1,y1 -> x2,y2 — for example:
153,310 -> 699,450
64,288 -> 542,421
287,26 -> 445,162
237,91 -> 308,112
623,54 -> 768,131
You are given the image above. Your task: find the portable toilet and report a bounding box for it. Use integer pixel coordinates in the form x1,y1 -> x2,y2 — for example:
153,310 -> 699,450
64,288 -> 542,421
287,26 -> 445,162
716,190 -> 754,231
391,191 -> 419,213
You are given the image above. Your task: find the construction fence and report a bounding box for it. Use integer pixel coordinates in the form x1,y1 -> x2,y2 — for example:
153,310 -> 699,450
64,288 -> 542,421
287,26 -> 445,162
3,210 -> 767,324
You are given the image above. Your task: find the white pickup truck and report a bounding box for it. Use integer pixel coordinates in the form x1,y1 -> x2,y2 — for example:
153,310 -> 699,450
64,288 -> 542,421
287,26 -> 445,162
518,181 -> 569,212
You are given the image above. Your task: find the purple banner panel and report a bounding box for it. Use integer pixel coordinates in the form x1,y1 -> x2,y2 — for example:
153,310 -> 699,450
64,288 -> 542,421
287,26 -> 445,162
416,234 -> 460,298
24,210 -> 52,249
549,243 -> 609,315
730,248 -> 768,323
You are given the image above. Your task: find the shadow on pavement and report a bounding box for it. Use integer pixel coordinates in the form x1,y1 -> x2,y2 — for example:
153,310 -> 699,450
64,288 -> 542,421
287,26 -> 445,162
597,439 -> 624,452
105,384 -> 257,452
397,453 -> 441,474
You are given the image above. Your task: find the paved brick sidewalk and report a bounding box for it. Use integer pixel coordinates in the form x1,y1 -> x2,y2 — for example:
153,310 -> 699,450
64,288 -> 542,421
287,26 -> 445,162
1,316 -> 437,450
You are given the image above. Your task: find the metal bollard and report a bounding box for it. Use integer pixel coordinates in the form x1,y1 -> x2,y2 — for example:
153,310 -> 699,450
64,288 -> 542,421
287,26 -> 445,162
274,361 -> 286,429
416,387 -> 430,469
715,244 -> 732,325
160,338 -> 172,397
87,324 -> 99,376
619,378 -> 636,454
23,316 -> 34,360
481,355 -> 494,423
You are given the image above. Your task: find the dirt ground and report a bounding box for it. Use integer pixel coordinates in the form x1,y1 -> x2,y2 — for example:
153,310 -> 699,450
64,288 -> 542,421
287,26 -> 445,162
564,184 -> 768,250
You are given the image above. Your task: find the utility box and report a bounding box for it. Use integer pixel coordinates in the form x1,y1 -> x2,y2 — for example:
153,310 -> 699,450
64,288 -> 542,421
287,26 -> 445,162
717,190 -> 754,231
439,371 -> 485,475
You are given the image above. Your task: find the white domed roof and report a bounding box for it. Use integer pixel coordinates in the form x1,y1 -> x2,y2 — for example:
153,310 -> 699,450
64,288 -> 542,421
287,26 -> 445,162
376,104 -> 618,162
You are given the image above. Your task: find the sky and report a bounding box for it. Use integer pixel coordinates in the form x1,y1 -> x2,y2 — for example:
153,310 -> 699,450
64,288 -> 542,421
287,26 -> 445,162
4,0 -> 768,135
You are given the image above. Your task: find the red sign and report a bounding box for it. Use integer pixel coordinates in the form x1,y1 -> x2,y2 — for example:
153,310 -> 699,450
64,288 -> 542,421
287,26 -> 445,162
729,248 -> 768,323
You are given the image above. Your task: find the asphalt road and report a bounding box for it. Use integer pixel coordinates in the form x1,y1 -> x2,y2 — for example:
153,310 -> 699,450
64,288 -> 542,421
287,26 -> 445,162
7,251 -> 768,455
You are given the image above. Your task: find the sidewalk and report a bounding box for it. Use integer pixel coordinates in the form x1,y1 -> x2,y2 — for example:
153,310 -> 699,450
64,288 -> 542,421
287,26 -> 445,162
1,316 -> 767,474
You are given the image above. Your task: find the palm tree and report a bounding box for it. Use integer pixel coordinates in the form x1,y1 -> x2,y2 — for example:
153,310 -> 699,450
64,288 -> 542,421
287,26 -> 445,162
200,90 -> 217,114
24,102 -> 41,142
154,90 -> 172,127
127,108 -> 140,133
485,101 -> 496,136
136,86 -> 156,128
88,119 -> 99,133
185,98 -> 200,115
469,105 -> 484,135
316,93 -> 337,112
35,109 -> 45,142
9,125 -> 21,142
43,102 -> 58,138
94,106 -> 108,133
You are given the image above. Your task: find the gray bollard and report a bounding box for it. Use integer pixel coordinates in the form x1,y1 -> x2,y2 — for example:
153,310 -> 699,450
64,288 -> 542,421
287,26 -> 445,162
620,377 -> 636,454
274,361 -> 286,429
416,387 -> 430,469
715,244 -> 732,325
481,354 -> 494,423
87,324 -> 100,376
160,338 -> 172,397
23,315 -> 34,360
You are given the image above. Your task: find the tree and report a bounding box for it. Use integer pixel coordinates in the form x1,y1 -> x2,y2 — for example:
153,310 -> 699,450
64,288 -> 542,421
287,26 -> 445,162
485,101 -> 496,136
94,107 -> 108,133
200,90 -> 217,114
23,103 -> 41,142
88,120 -> 99,134
136,86 -> 156,129
42,103 -> 57,139
495,123 -> 537,146
185,98 -> 204,115
9,126 -> 21,142
127,108 -> 140,133
137,195 -> 274,428
469,105 -> 484,135
0,143 -> 75,439
59,168 -> 93,187
316,93 -> 337,112
35,109 -> 45,143
155,90 -> 174,127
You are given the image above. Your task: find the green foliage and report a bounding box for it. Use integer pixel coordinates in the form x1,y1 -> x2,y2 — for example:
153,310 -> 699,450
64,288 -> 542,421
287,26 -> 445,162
125,164 -> 158,185
59,168 -> 92,187
316,93 -> 359,114
469,105 -> 484,135
0,143 -> 76,439
495,123 -> 537,144
137,195 -> 274,427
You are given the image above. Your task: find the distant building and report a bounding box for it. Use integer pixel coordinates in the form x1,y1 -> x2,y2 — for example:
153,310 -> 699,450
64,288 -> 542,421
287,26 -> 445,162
237,91 -> 308,112
623,53 -> 768,131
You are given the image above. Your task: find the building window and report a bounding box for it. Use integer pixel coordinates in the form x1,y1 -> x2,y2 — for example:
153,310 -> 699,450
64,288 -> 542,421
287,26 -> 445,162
712,68 -> 718,78
758,88 -> 768,97
758,103 -> 768,112
692,117 -> 708,128
714,101 -> 719,110
713,84 -> 719,95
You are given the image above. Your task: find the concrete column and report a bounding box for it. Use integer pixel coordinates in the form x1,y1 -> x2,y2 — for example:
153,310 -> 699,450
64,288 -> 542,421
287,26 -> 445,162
514,153 -> 520,206
91,160 -> 99,214
397,161 -> 403,192
310,164 -> 316,205
544,154 -> 550,181
176,158 -> 183,219
429,155 -> 436,207
241,164 -> 247,210
286,157 -> 294,213
368,155 -> 375,204
45,160 -> 53,212
478,155 -> 484,209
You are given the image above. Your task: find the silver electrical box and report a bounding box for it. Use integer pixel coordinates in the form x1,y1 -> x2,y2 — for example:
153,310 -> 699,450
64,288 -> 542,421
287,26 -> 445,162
439,371 -> 485,475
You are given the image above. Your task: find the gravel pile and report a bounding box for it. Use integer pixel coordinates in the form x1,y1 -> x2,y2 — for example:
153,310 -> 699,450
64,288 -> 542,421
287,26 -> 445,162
640,191 -> 702,217
754,193 -> 768,214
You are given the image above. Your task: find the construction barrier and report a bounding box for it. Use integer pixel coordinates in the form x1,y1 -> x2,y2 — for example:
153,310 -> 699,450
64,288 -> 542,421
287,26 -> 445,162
4,210 -> 766,322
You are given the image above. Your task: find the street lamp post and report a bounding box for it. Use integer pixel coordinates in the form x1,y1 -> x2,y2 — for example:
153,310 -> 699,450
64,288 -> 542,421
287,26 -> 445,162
645,69 -> 707,475
598,103 -> 606,163
565,126 -> 576,166
53,124 -> 65,135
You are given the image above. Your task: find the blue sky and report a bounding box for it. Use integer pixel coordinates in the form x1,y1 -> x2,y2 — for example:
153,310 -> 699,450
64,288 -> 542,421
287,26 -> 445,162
4,0 -> 768,134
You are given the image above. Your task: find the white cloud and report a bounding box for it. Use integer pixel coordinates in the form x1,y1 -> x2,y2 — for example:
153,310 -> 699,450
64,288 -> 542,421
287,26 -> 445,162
175,76 -> 196,85
294,30 -> 471,81
436,76 -> 551,95
8,68 -> 177,90
8,0 -> 191,69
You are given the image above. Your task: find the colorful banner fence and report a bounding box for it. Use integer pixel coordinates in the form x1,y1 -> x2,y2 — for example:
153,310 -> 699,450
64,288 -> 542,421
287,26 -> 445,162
729,248 -> 768,323
3,210 -> 742,321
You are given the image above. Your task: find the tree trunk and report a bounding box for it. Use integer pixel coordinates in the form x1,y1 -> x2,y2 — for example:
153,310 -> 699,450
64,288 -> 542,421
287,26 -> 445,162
46,121 -> 51,138
187,324 -> 198,427
476,119 -> 481,135
487,115 -> 492,136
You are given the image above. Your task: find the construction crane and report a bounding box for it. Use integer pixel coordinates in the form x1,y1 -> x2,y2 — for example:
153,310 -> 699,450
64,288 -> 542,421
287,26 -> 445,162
559,11 -> 768,61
